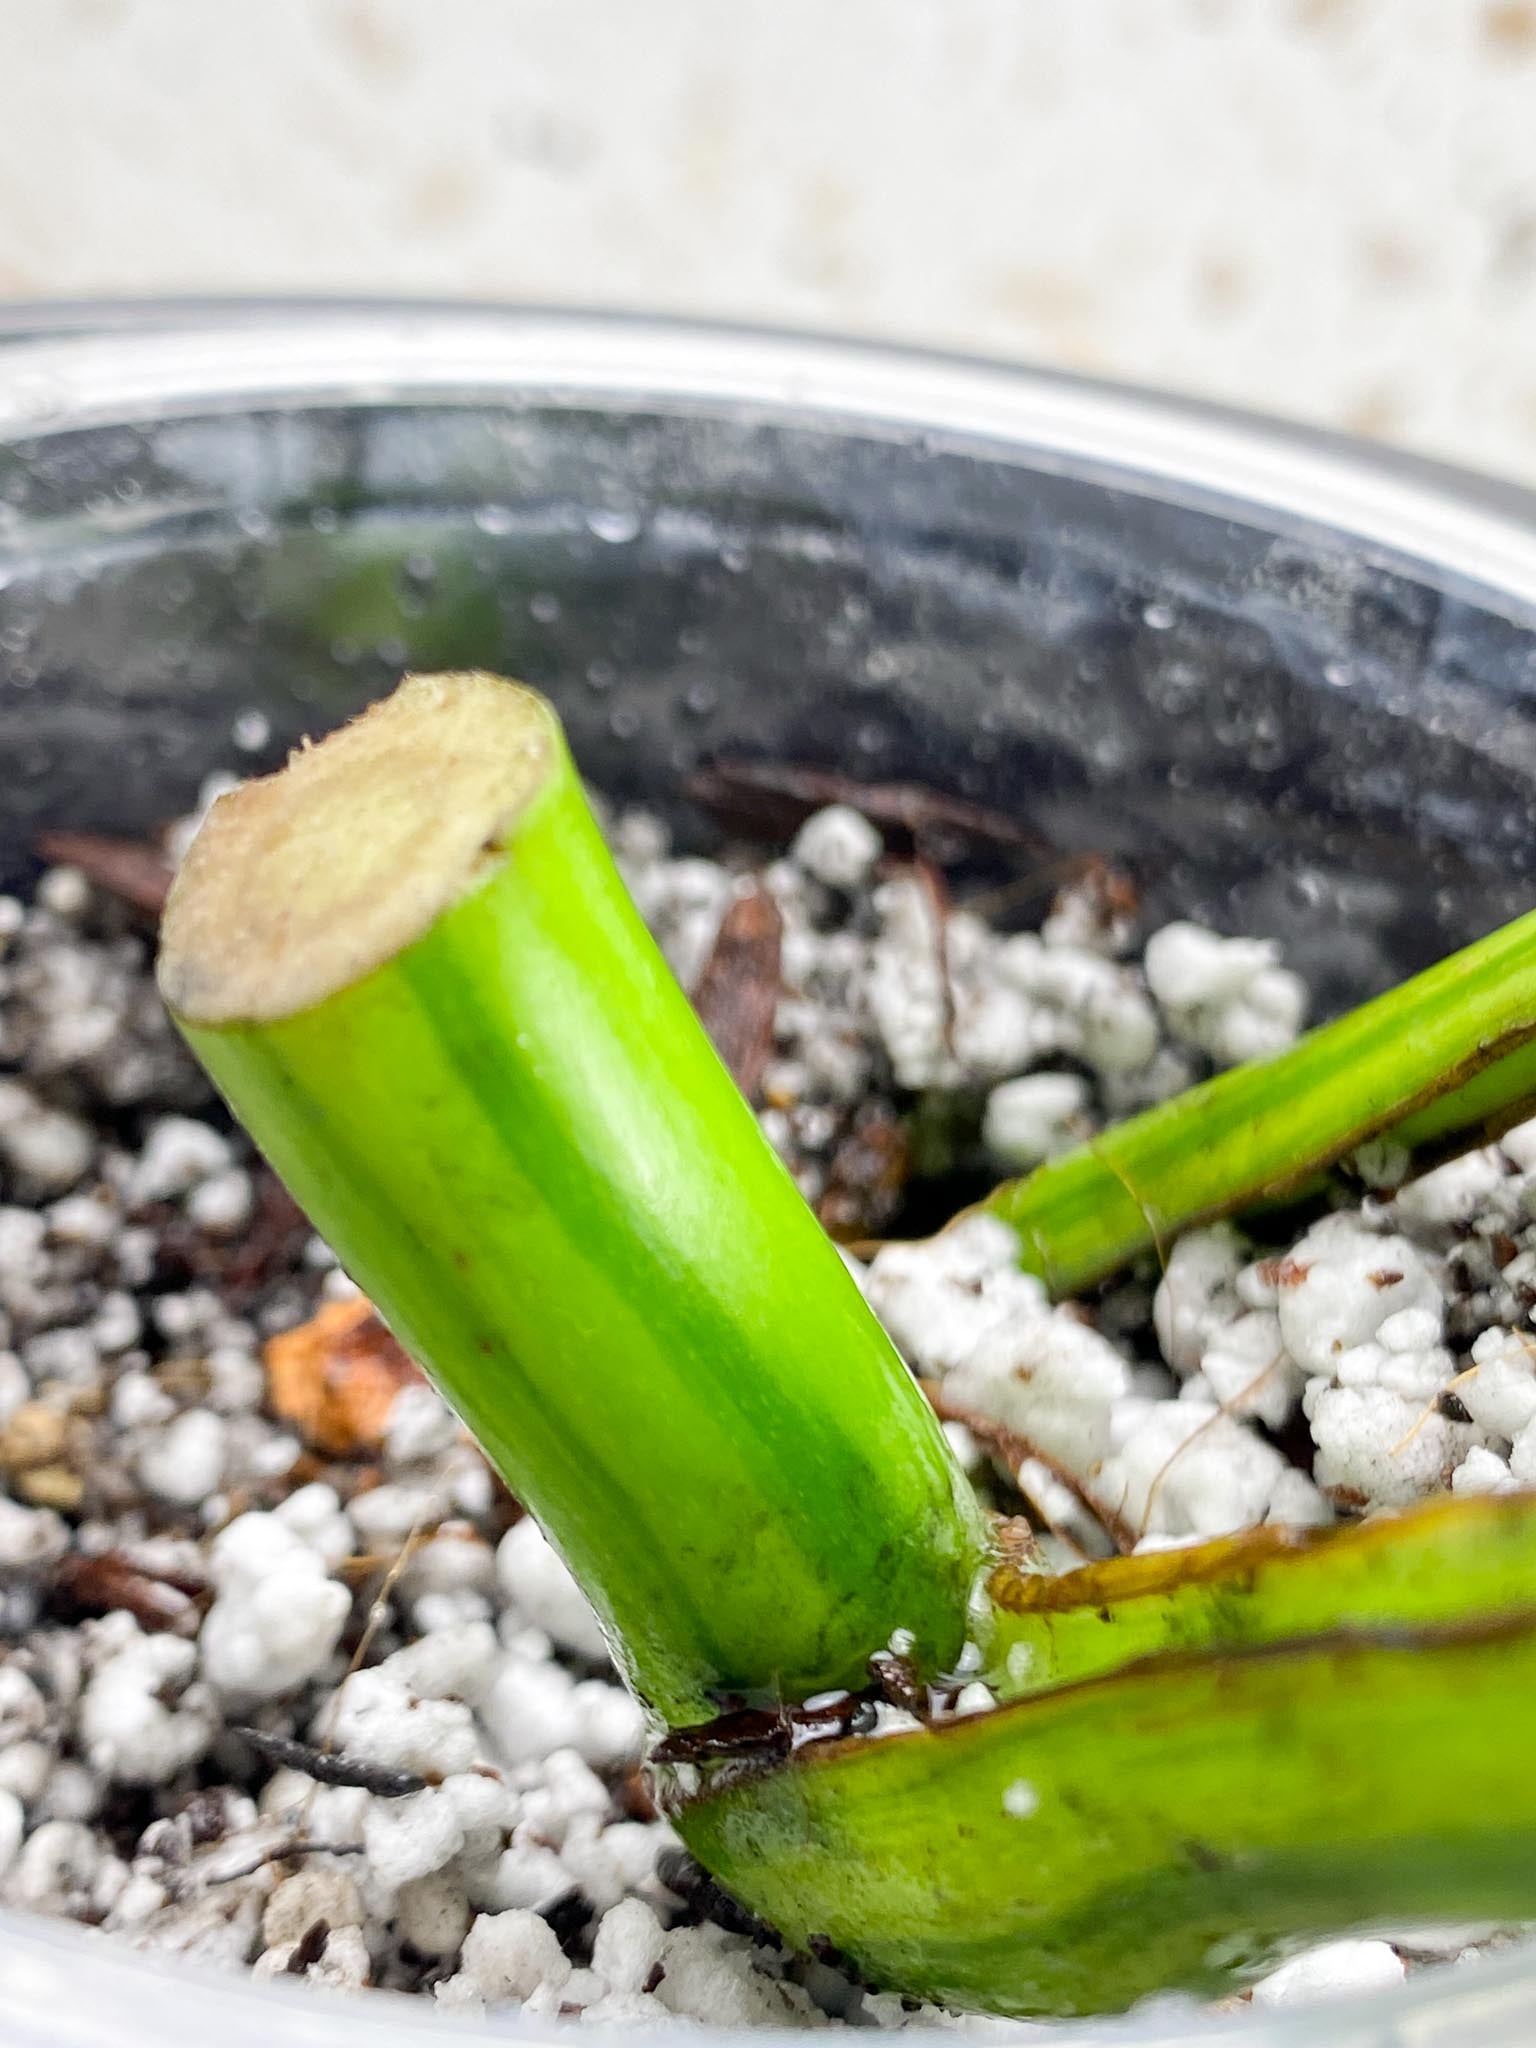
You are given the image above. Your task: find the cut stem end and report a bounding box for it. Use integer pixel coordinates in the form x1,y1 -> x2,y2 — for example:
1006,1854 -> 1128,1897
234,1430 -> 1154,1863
158,671 -> 558,1026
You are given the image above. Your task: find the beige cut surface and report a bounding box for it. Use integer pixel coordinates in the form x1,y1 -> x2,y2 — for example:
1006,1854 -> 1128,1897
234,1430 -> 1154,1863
156,671 -> 556,1029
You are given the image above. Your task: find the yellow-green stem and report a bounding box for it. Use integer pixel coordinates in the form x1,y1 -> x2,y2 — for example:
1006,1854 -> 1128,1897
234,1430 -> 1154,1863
986,905 -> 1536,1294
159,673 -> 988,1725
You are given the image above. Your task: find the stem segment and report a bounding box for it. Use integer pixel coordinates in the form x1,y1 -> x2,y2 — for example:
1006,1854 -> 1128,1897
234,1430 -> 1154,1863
159,673 -> 988,1725
985,906 -> 1536,1294
984,1490 -> 1536,1697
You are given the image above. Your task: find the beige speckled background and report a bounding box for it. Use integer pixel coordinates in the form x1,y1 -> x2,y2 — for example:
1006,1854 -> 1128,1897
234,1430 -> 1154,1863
6,0 -> 1536,481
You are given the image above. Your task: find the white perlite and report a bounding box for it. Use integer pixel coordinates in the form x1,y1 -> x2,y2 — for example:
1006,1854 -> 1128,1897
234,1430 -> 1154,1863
199,1510 -> 351,1701
0,801 -> 1525,2026
868,1219 -> 1323,1545
1138,1127 -> 1536,1517
126,1116 -> 233,1207
441,1906 -> 572,2007
77,1617 -> 214,1786
1249,1939 -> 1405,2009
1143,920 -> 1307,1066
790,805 -> 883,892
871,1114 -> 1536,1544
0,1081 -> 93,1193
982,1072 -> 1090,1170
497,1516 -> 611,1664
137,1408 -> 227,1507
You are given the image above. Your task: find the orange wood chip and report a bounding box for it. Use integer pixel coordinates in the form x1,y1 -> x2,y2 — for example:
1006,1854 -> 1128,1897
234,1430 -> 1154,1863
264,1298 -> 425,1456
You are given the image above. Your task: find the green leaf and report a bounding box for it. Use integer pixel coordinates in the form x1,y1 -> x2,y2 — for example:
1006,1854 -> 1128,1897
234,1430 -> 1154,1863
678,1607 -> 1536,2017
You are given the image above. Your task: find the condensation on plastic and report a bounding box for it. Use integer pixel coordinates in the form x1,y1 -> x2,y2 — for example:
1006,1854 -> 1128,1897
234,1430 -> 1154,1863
1,304 -> 1535,2046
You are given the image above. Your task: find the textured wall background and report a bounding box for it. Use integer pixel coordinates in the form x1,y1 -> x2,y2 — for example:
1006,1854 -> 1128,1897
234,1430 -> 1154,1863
4,0 -> 1536,481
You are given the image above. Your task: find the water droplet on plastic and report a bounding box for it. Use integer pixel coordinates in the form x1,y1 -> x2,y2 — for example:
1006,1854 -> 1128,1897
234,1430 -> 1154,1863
609,705 -> 639,739
684,681 -> 717,717
236,508 -> 274,542
855,722 -> 886,755
796,530 -> 839,566
232,710 -> 271,753
585,659 -> 616,693
7,376 -> 64,426
1324,661 -> 1354,689
474,504 -> 516,536
586,507 -> 641,545
1142,600 -> 1175,631
309,505 -> 340,534
529,592 -> 561,625
719,542 -> 749,574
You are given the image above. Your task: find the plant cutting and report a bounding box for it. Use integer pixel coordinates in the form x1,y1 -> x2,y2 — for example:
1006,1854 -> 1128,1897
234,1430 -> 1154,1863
157,670 -> 1536,2019
156,671 -> 987,1728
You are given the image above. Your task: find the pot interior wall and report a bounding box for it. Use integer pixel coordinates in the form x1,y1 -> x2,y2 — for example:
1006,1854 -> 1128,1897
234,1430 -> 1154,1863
3,393 -> 1536,1010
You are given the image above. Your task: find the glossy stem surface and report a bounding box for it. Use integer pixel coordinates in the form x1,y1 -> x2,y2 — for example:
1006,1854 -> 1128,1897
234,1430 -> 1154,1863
165,678 -> 987,1724
984,1490 -> 1536,1697
680,1607 -> 1536,2016
986,904 -> 1536,1294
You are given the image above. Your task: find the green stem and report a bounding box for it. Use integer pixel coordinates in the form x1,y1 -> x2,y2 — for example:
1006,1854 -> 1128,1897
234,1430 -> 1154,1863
984,905 -> 1536,1294
984,1490 -> 1536,1698
159,673 -> 988,1725
1390,1036 -> 1536,1150
679,1609 -> 1536,2017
